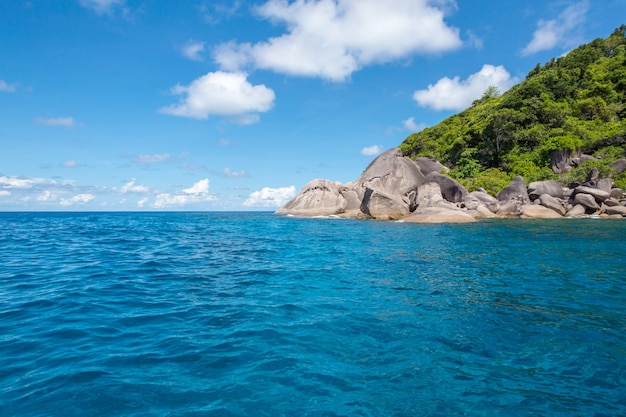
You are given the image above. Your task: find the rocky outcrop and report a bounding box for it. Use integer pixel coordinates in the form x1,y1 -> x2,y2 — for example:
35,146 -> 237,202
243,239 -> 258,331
610,159 -> 626,174
276,179 -> 347,216
277,148 -> 626,222
496,176 -> 529,215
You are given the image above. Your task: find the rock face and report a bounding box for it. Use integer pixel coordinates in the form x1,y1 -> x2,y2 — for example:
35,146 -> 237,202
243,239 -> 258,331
521,204 -> 563,219
610,159 -> 626,174
414,157 -> 448,175
360,188 -> 410,220
538,194 -> 566,215
276,179 -> 347,216
403,207 -> 476,223
496,176 -> 529,215
423,172 -> 468,203
528,180 -> 565,200
464,191 -> 498,213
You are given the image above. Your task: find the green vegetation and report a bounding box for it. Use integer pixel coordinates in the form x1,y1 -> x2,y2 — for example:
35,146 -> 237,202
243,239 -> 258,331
400,26 -> 626,191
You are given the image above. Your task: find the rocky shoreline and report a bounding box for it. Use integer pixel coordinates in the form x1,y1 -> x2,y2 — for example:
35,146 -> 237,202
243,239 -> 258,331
276,148 -> 626,222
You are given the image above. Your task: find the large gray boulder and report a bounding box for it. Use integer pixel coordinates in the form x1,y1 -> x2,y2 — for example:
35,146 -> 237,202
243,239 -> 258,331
573,193 -> 600,212
423,172 -> 468,203
527,180 -> 565,200
538,194 -> 566,215
496,176 -> 529,215
572,186 -> 610,203
566,204 -> 587,217
610,159 -> 626,174
603,205 -> 626,216
464,191 -> 498,213
353,148 -> 425,198
414,182 -> 445,208
520,204 -> 563,219
276,179 -> 347,216
414,157 -> 448,175
360,188 -> 409,220
403,207 -> 476,223
596,178 -> 614,193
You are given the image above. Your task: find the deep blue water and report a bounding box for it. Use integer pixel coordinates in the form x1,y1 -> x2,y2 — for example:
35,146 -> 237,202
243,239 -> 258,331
1,212 -> 625,416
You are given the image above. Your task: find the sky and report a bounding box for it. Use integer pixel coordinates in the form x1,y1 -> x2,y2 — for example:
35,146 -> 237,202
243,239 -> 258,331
1,0 -> 625,211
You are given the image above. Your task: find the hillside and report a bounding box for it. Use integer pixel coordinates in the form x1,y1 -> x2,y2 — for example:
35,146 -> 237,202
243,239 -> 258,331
399,25 -> 626,195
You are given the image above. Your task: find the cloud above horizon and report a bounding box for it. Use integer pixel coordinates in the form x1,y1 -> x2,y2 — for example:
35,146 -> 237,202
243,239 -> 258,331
181,40 -> 206,61
0,80 -> 16,92
412,64 -> 517,111
243,186 -> 296,207
521,0 -> 589,56
159,71 -> 275,123
78,0 -> 126,15
154,178 -> 215,208
35,117 -> 77,127
213,0 -> 462,82
360,145 -> 383,156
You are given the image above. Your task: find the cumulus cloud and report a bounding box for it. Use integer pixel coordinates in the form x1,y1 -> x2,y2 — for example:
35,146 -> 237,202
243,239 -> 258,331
35,117 -> 76,127
119,178 -> 150,194
159,71 -> 275,123
154,178 -> 215,208
243,186 -> 296,208
360,145 -> 383,156
521,1 -> 589,56
221,168 -> 250,178
0,175 -> 47,189
403,117 -> 426,132
0,80 -> 16,92
134,153 -> 170,163
60,193 -> 95,206
213,0 -> 462,82
79,0 -> 125,15
413,64 -> 517,111
0,190 -> 10,197
181,40 -> 206,61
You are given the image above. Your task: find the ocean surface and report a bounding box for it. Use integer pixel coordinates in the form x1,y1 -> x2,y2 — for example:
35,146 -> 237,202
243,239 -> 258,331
1,212 -> 625,417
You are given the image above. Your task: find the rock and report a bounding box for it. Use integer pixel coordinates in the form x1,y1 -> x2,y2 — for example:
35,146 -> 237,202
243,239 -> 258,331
566,204 -> 587,217
573,193 -> 600,212
527,180 -> 565,200
360,188 -> 409,220
423,172 -> 468,203
587,167 -> 601,183
604,197 -> 620,207
610,188 -> 624,199
520,204 -> 563,219
353,148 -> 425,198
538,194 -> 566,215
339,188 -> 368,218
603,205 -> 626,216
610,159 -> 626,174
550,149 -> 574,174
414,182 -> 445,208
276,179 -> 346,216
414,157 -> 449,175
471,204 -> 497,218
403,207 -> 476,223
596,178 -> 613,193
496,176 -> 529,215
572,186 -> 610,203
464,191 -> 498,213
573,154 -> 599,166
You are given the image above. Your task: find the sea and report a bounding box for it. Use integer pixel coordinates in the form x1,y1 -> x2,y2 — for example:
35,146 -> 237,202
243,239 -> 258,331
1,211 -> 625,417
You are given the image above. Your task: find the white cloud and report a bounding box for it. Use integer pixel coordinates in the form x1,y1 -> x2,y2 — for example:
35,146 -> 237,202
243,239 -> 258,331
35,117 -> 76,127
134,153 -> 170,163
413,64 -> 517,111
159,71 -> 275,123
36,191 -> 56,202
0,190 -> 10,197
221,168 -> 250,178
183,178 -> 210,194
243,186 -> 296,208
182,40 -> 205,61
61,160 -> 80,168
137,197 -> 149,207
403,117 -> 426,132
154,178 -> 215,208
60,193 -> 95,206
0,80 -> 16,92
213,0 -> 462,81
521,1 -> 589,56
79,0 -> 125,15
361,145 -> 383,156
119,178 -> 150,194
0,175 -> 47,189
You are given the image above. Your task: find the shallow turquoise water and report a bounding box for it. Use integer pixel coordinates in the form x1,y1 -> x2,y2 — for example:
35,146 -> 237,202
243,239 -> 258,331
1,212 -> 625,416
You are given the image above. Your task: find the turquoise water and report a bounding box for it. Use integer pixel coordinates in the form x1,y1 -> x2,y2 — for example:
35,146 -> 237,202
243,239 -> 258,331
1,212 -> 625,416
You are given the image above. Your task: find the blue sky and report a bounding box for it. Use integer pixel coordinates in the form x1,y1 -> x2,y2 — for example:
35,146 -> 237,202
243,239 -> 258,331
1,0 -> 624,211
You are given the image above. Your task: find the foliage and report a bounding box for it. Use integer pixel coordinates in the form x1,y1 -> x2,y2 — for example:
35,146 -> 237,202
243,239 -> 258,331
400,26 -> 626,191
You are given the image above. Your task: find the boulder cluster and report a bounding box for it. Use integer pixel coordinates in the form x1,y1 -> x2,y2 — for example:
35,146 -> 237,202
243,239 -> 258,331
276,148 -> 626,222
